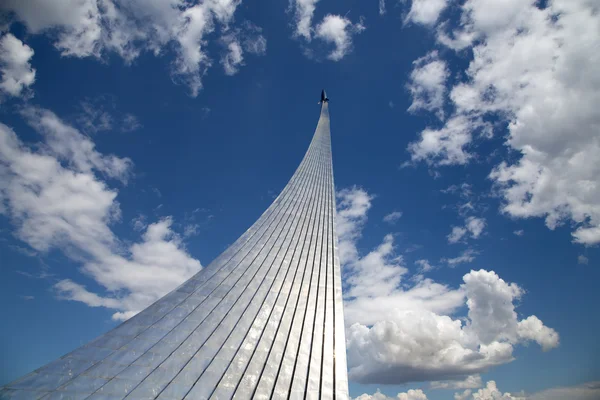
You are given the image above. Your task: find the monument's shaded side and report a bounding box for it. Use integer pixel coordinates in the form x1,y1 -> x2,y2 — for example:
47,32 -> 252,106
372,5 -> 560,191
2,94 -> 349,400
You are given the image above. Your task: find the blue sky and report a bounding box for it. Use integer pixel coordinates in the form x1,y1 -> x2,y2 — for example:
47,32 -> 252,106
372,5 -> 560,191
0,0 -> 599,399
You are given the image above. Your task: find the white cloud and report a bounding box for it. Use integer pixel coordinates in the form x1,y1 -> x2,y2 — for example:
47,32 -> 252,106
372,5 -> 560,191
183,223 -> 200,238
455,380 -> 525,400
220,23 -> 267,76
0,109 -> 201,321
431,375 -> 482,390
336,186 -> 374,266
291,0 -> 321,40
121,113 -> 142,132
408,115 -> 491,166
379,0 -> 387,16
415,259 -> 434,272
221,35 -> 244,76
578,255 -> 589,265
347,269 -> 558,384
466,216 -> 485,238
455,391 -> 473,400
448,226 -> 468,244
517,316 -> 560,352
242,24 -> 267,56
0,33 -> 36,98
448,216 -> 486,243
345,233 -> 408,300
171,3 -> 215,97
74,97 -> 141,134
407,51 -> 449,120
355,389 -> 428,400
442,183 -> 473,198
407,0 -> 600,245
315,14 -> 365,61
405,0 -> 450,26
442,248 -> 478,266
289,1 -> 365,61
0,0 -> 266,96
399,391 -> 429,400
456,380 -> 600,400
513,230 -> 524,237
527,381 -> 600,400
338,187 -> 558,385
55,279 -> 122,309
383,210 -> 403,224
21,107 -> 132,183
77,100 -> 113,134
131,214 -> 147,232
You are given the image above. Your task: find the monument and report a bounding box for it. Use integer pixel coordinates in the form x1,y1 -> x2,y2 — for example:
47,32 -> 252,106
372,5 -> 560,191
1,91 -> 349,399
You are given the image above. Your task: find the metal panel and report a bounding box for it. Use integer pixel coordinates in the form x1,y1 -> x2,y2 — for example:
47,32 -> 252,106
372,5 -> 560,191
3,99 -> 349,399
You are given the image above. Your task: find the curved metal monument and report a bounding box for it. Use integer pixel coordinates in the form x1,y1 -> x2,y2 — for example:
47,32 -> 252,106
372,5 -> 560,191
2,92 -> 349,399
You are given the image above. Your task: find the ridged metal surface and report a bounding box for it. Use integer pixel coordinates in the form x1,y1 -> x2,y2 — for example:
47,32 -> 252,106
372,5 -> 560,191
1,102 -> 348,400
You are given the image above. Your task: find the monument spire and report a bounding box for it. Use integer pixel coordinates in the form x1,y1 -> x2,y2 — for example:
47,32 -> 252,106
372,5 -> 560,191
2,91 -> 349,400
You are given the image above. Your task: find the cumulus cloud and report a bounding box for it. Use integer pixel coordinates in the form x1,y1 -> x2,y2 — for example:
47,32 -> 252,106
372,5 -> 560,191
456,380 -> 600,400
407,51 -> 449,120
0,0 -> 266,96
0,33 -> 36,98
408,115 -> 491,166
406,0 -> 600,245
455,380 -> 524,400
0,108 -> 201,320
315,14 -> 365,61
347,268 -> 558,384
289,0 -> 365,61
517,316 -> 560,352
355,389 -> 429,400
405,0 -> 450,26
383,210 -> 403,224
448,216 -> 486,243
337,187 -> 558,385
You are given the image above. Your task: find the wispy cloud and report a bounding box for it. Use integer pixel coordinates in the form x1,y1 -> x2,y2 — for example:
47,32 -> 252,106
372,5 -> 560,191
442,248 -> 479,267
383,210 -> 403,224
0,108 -> 201,321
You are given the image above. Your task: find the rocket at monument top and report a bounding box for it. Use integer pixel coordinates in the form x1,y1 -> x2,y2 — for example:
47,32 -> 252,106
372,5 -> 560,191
319,89 -> 329,104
